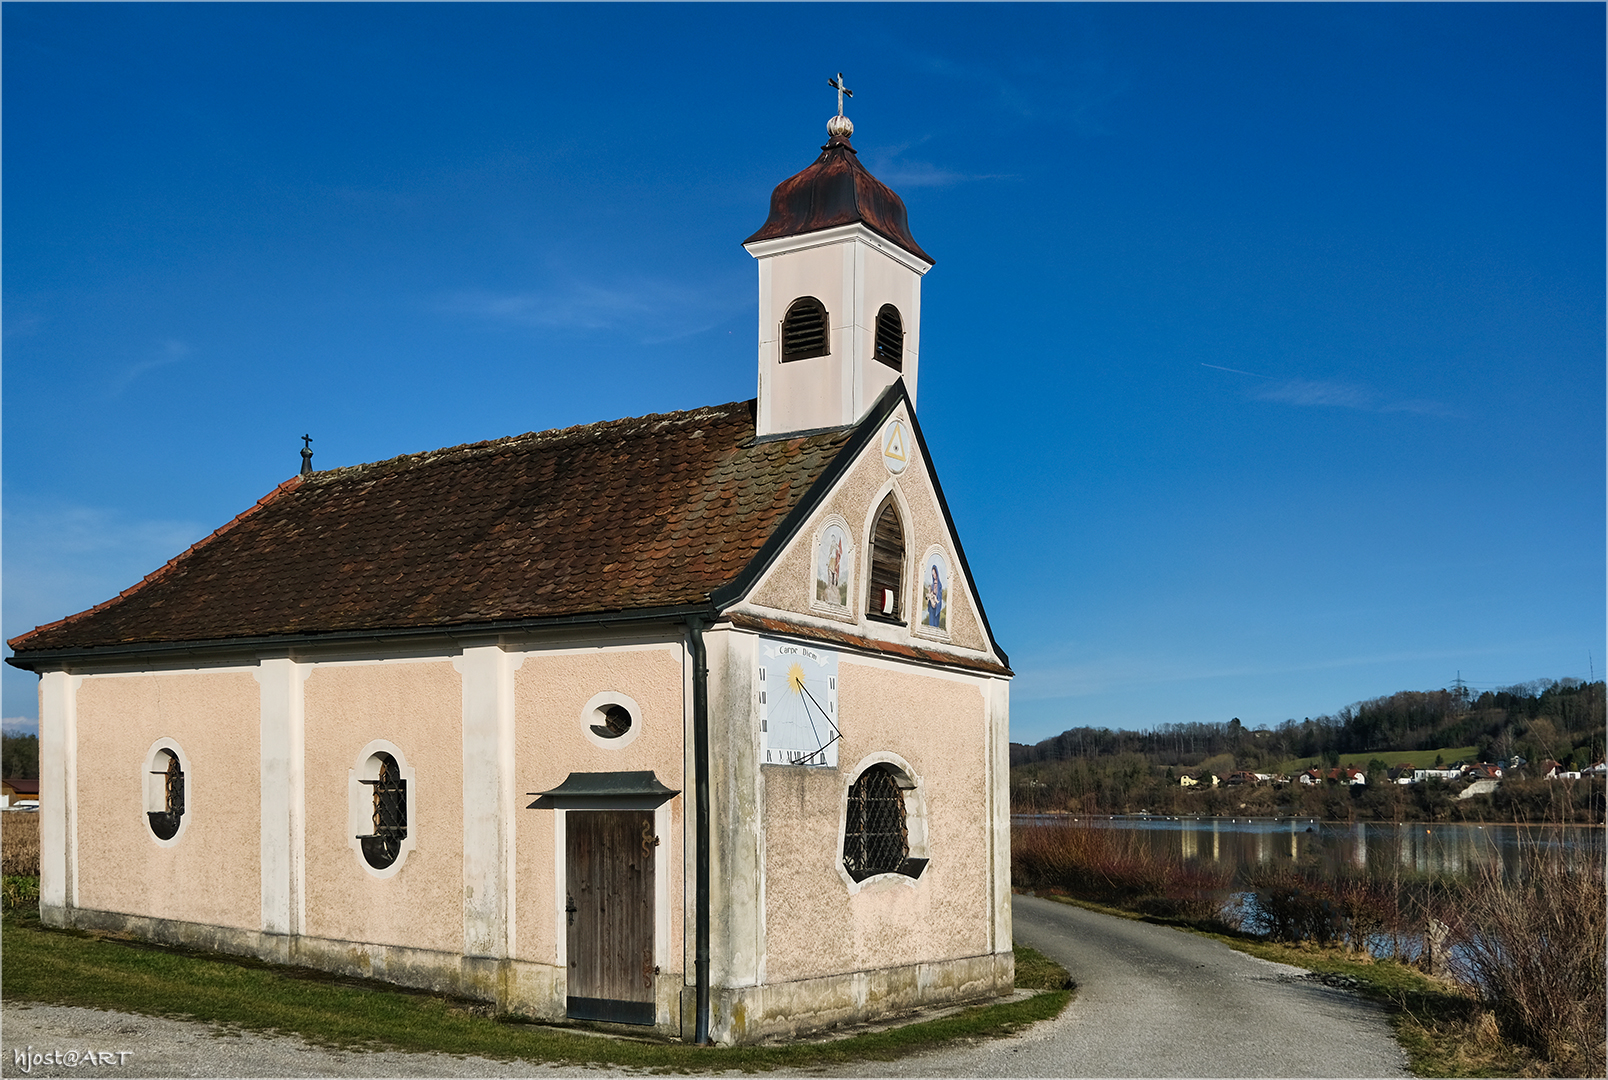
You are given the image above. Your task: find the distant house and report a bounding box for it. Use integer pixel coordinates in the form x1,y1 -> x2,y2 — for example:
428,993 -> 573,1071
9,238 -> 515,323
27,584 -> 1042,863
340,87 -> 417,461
1585,761 -> 1607,778
1412,767 -> 1463,783
2,778 -> 40,807
1178,774 -> 1199,788
1224,770 -> 1261,787
1463,763 -> 1503,781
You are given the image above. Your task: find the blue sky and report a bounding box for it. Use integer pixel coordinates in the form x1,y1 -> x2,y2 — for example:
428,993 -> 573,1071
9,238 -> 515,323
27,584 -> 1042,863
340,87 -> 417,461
4,4 -> 1603,744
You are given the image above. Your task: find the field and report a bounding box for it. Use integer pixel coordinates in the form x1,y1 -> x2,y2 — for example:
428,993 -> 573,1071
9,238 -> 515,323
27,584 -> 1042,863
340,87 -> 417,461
1274,745 -> 1478,775
2,811 -> 40,876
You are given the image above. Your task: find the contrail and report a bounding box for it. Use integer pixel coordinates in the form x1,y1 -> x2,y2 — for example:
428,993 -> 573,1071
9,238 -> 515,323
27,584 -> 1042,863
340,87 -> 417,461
1199,362 -> 1271,379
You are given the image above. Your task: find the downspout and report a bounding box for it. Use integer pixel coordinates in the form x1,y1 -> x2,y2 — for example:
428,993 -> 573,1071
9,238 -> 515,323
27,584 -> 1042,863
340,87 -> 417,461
687,615 -> 712,1045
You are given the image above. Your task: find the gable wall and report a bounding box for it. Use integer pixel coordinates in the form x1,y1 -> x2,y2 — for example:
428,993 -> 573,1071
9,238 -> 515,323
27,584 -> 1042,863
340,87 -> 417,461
746,402 -> 990,657
74,670 -> 261,930
759,658 -> 992,983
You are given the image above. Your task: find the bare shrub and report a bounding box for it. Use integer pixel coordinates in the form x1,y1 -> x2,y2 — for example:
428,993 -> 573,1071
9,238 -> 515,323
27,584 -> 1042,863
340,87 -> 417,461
2,812 -> 40,877
1452,849 -> 1607,1076
1013,820 -> 1232,923
1241,866 -> 1345,945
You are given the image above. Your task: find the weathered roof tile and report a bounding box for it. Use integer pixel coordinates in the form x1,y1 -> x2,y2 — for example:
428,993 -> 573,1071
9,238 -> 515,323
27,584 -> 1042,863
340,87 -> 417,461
11,399 -> 853,653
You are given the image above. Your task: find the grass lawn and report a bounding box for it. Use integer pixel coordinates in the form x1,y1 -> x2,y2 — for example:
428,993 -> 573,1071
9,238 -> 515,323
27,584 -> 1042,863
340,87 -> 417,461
1275,746 -> 1479,775
1,902 -> 1071,1072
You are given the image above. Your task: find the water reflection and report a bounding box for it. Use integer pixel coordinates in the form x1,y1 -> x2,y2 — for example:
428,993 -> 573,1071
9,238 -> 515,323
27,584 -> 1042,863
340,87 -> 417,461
1014,815 -> 1604,878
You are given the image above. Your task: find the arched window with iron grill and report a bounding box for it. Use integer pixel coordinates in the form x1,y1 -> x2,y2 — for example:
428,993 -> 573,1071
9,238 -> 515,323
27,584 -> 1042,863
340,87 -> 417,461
147,749 -> 185,841
781,296 -> 830,361
873,304 -> 904,371
867,495 -> 905,620
842,765 -> 909,882
359,752 -> 408,870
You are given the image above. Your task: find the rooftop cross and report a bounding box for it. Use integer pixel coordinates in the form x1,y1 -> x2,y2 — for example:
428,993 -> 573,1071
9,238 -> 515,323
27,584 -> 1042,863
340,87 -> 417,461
826,73 -> 854,139
828,73 -> 853,117
302,434 -> 312,451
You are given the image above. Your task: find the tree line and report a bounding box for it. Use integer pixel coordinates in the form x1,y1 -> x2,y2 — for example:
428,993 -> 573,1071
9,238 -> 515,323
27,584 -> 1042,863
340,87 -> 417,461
1010,679 -> 1606,821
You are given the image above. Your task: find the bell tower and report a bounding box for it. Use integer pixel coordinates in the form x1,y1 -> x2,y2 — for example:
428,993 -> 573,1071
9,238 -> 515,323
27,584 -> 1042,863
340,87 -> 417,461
744,77 -> 934,439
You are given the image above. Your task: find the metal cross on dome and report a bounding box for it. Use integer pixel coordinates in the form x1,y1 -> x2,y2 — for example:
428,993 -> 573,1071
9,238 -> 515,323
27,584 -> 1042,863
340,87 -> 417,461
828,73 -> 853,117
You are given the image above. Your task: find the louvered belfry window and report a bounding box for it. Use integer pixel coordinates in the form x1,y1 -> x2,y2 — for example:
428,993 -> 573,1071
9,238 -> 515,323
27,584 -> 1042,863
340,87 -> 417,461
868,496 -> 905,620
147,750 -> 185,841
359,752 -> 408,870
874,304 -> 904,371
781,296 -> 829,361
843,766 -> 909,882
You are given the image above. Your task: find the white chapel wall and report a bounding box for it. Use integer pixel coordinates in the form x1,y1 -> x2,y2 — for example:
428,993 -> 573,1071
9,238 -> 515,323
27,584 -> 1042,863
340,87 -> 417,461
301,660 -> 464,955
509,644 -> 686,975
73,670 -> 261,931
760,658 -> 993,984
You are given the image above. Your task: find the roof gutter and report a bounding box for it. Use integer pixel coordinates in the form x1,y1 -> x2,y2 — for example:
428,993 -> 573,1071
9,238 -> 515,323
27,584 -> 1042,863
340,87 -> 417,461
5,603 -> 721,672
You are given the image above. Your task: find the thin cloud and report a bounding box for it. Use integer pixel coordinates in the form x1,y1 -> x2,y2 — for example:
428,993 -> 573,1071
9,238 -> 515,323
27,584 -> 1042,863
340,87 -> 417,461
1255,379 -> 1375,410
438,274 -> 745,344
864,141 -> 1014,190
2,717 -> 38,736
3,501 -> 205,647
1014,643 -> 1522,704
108,339 -> 190,397
1201,363 -> 1461,418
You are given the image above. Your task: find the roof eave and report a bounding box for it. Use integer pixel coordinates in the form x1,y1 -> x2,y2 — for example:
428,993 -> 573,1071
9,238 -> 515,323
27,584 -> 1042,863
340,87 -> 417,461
4,601 -> 721,672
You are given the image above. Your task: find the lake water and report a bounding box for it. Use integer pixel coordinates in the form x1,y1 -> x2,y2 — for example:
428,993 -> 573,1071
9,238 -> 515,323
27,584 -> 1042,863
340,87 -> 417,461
1013,814 -> 1605,878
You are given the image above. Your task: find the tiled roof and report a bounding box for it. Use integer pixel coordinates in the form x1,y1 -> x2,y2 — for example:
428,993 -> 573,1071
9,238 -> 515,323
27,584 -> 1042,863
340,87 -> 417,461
11,400 -> 855,653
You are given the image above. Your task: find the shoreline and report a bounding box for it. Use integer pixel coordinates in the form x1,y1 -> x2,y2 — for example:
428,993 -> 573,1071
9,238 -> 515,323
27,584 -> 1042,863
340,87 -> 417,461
1011,811 -> 1606,828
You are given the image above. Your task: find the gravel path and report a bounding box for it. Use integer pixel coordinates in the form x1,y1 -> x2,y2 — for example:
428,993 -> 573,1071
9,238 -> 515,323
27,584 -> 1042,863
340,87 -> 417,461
0,1005 -> 606,1078
2,897 -> 1410,1077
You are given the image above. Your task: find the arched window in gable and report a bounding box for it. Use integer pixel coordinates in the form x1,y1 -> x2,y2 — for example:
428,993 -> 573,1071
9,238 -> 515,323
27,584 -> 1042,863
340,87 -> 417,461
867,495 -> 905,621
781,296 -> 830,361
873,304 -> 904,371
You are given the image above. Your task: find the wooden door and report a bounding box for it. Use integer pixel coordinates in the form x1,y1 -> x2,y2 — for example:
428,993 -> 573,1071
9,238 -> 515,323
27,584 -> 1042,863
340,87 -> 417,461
565,810 -> 656,1024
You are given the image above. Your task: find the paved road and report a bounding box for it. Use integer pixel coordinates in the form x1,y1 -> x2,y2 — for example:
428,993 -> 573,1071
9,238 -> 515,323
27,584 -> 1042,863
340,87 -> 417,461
3,897 -> 1410,1077
805,894 -> 1411,1077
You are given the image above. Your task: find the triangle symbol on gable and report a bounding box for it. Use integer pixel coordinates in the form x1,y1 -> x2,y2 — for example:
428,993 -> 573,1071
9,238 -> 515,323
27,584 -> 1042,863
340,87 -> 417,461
884,425 -> 907,462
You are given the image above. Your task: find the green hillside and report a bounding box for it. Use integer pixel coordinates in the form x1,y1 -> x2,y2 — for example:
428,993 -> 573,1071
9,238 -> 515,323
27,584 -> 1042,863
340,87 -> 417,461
1275,745 -> 1478,775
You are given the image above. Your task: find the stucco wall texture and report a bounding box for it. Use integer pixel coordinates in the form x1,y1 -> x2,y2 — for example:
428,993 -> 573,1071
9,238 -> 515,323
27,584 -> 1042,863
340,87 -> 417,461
762,660 -> 990,983
74,670 -> 262,930
748,403 -> 990,656
303,660 -> 464,955
511,646 -> 686,969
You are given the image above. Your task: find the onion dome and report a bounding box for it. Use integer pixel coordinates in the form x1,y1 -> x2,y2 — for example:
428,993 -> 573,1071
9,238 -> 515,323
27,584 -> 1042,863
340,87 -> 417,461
745,133 -> 934,265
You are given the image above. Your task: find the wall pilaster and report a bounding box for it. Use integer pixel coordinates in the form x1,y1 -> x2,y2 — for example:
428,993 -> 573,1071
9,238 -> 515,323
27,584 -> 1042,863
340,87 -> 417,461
456,646 -> 521,960
38,670 -> 80,922
256,658 -> 309,939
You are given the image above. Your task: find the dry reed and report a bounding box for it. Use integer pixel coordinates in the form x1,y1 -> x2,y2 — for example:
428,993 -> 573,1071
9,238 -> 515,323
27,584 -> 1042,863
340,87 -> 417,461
1451,848 -> 1607,1076
3,811 -> 41,877
1012,820 -> 1233,923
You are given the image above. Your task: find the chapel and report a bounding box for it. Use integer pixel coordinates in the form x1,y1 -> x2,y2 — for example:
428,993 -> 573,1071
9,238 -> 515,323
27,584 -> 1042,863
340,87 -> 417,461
7,88 -> 1014,1044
